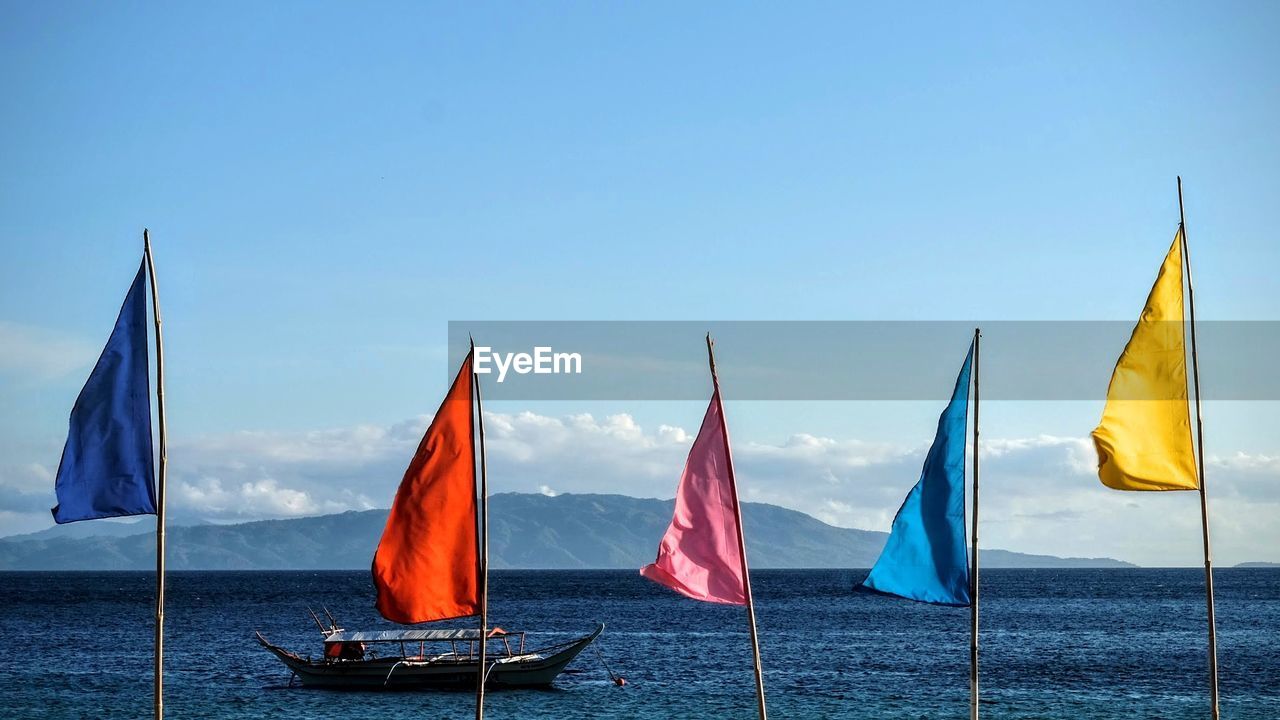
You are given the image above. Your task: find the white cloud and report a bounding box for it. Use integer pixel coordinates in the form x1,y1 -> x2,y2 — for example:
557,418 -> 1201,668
173,476 -> 335,518
1210,451 -> 1280,473
483,411 -> 691,496
0,462 -> 59,515
0,321 -> 97,381
479,412 -> 1278,567
3,409 -> 1276,566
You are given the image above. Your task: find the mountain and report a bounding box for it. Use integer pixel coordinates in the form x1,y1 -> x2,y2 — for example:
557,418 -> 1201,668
1234,562 -> 1280,568
3,517 -> 154,543
0,492 -> 1134,570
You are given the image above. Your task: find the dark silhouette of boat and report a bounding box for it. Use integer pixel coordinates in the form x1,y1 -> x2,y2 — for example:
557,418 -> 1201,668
257,621 -> 603,689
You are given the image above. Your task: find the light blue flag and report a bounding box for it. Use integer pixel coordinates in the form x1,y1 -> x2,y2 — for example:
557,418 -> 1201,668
858,343 -> 973,606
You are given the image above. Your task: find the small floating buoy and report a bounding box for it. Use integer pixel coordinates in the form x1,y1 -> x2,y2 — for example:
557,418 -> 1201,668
613,676 -> 627,687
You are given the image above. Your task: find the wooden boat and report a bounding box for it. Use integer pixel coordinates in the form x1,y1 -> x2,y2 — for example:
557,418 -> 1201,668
258,351 -> 610,698
256,622 -> 604,689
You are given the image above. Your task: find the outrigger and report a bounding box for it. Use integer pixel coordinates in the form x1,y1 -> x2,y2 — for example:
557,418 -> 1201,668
256,616 -> 604,690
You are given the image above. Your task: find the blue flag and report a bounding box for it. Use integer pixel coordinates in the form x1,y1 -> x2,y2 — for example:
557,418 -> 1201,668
859,343 -> 973,606
52,259 -> 156,524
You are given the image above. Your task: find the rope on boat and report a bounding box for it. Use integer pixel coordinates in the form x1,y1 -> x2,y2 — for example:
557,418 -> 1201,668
383,655 -> 447,687
383,660 -> 408,688
534,636 -> 590,654
594,643 -> 626,686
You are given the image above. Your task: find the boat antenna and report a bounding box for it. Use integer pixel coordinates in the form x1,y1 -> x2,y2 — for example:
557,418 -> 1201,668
306,607 -> 328,634
321,606 -> 339,631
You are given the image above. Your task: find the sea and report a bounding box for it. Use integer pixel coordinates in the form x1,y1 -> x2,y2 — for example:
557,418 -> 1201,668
1,569 -> 1276,719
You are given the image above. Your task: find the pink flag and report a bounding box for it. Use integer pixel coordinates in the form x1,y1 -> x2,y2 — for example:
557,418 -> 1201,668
641,390 -> 747,605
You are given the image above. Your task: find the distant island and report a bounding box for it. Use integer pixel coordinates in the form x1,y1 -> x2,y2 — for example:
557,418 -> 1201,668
0,492 -> 1135,571
1235,561 -> 1280,568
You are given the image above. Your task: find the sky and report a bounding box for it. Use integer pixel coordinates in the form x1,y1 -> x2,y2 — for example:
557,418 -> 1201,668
1,2 -> 1277,566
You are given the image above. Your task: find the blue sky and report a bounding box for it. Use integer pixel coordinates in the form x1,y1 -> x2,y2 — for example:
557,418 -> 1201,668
1,2 -> 1277,563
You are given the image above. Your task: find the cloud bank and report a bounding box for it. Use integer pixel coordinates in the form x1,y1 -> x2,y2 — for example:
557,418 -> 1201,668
0,321 -> 97,382
2,411 -> 1275,566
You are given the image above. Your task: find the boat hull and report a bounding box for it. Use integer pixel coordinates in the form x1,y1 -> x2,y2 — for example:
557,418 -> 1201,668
257,624 -> 603,690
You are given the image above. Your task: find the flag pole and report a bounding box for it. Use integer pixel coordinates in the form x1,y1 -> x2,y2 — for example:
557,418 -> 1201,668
1177,177 -> 1220,720
969,327 -> 981,720
142,229 -> 167,720
471,339 -> 490,720
706,333 -> 767,720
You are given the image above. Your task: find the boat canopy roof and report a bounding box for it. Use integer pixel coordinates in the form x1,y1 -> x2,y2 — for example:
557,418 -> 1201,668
325,628 -> 515,644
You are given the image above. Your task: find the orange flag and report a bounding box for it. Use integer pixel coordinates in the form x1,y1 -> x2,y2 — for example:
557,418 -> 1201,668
373,352 -> 478,623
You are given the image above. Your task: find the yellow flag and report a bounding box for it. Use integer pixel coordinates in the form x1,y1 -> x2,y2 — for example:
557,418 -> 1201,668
1091,229 -> 1198,491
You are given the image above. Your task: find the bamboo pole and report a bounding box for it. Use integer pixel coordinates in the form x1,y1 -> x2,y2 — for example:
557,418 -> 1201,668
705,333 -> 767,720
969,328 -> 981,720
1177,177 -> 1220,720
472,339 -> 490,720
142,230 -> 167,720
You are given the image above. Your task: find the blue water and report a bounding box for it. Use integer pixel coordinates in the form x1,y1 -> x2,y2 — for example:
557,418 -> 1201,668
1,569 -> 1276,718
